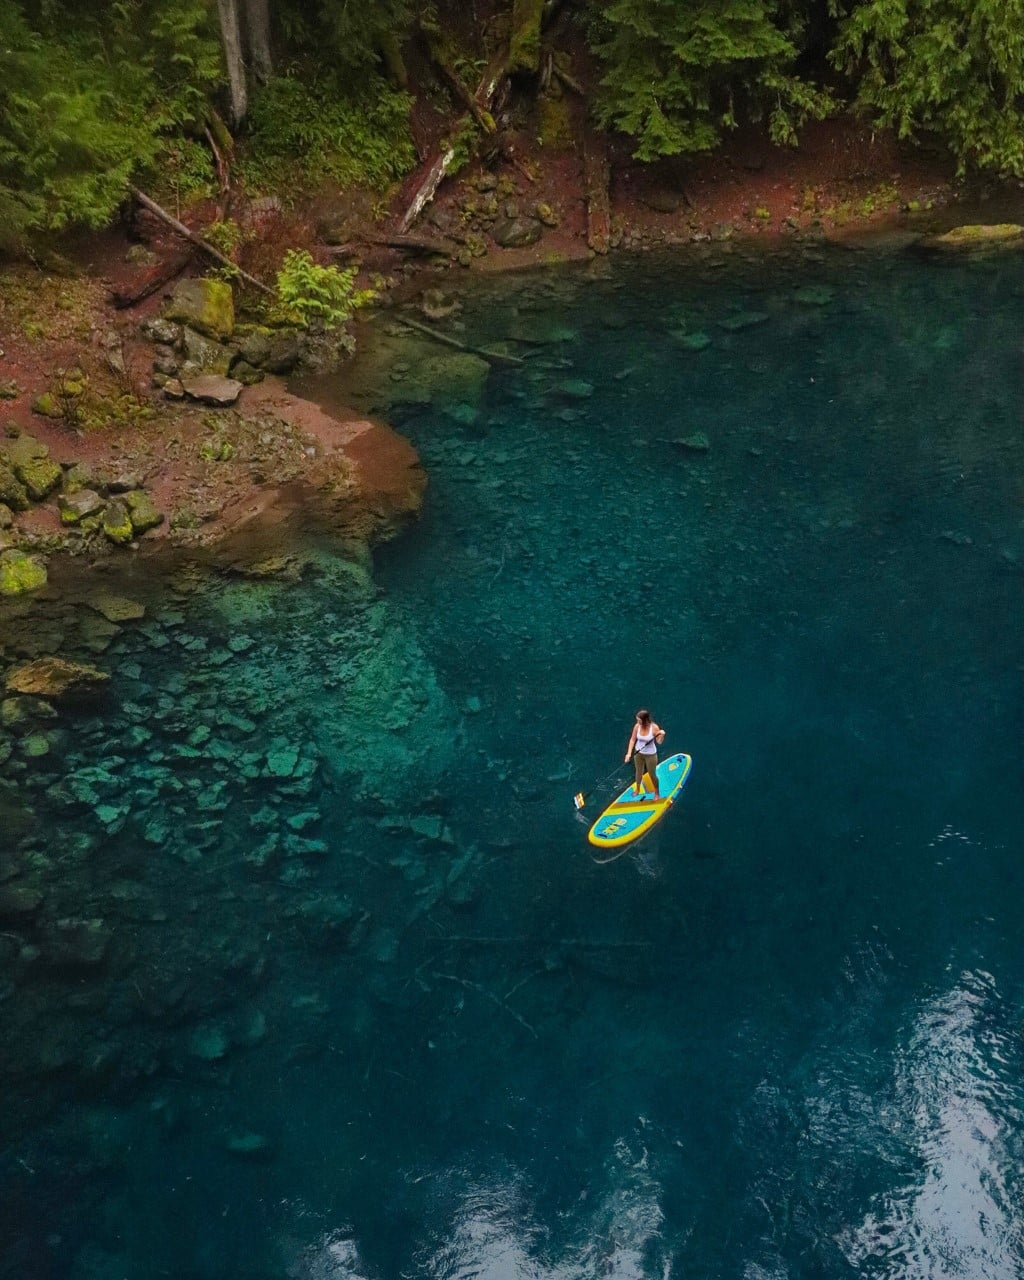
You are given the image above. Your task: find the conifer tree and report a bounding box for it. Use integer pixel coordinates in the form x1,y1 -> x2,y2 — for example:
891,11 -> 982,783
832,0 -> 1024,177
586,0 -> 834,159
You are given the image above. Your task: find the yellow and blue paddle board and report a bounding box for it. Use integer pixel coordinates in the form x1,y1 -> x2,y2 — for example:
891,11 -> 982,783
587,752 -> 692,854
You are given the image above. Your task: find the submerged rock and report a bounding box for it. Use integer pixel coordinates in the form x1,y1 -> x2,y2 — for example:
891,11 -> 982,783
88,590 -> 146,623
5,657 -> 109,700
41,917 -> 111,967
718,311 -> 769,332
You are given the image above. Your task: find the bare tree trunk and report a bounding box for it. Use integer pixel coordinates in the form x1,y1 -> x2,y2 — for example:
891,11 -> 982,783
217,0 -> 248,125
244,0 -> 273,84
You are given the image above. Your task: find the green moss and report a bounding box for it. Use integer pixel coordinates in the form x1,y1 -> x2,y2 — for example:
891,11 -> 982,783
537,95 -> 574,149
0,549 -> 47,595
933,223 -> 1024,246
508,0 -> 544,73
102,500 -> 134,546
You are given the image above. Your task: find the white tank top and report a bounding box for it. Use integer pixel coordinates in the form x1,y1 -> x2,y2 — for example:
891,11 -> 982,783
636,726 -> 657,754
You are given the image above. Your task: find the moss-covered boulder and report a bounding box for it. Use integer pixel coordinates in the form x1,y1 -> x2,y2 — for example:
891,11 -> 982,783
102,499 -> 134,545
4,433 -> 62,500
0,549 -> 47,595
124,489 -> 164,534
0,462 -> 29,512
164,278 -> 235,340
58,489 -> 106,525
921,223 -> 1024,251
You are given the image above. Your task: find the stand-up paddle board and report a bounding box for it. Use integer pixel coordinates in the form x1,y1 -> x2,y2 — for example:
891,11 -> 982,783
587,752 -> 692,858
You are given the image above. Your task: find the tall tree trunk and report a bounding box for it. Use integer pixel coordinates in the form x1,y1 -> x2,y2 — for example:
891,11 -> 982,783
244,0 -> 273,84
217,0 -> 248,124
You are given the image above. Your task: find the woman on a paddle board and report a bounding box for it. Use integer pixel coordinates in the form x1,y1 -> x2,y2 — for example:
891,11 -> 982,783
625,709 -> 666,799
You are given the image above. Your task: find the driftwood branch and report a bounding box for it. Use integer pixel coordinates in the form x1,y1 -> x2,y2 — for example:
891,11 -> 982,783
395,315 -> 525,367
129,187 -> 274,296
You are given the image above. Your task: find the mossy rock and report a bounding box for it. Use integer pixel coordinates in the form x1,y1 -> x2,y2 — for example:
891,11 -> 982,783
672,330 -> 712,352
164,278 -> 235,341
31,392 -> 63,419
924,223 -> 1024,251
0,463 -> 29,512
16,456 -> 62,501
102,499 -> 134,546
124,489 -> 164,535
58,489 -> 105,525
0,549 -> 47,596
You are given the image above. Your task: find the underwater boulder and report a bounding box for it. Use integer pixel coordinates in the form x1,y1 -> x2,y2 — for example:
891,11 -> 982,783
5,657 -> 109,700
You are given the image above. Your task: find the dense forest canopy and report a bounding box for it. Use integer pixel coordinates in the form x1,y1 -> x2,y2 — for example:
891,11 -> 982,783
0,0 -> 1018,243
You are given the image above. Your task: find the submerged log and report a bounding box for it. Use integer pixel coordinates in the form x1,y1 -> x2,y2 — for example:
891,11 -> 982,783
583,129 -> 611,255
395,315 -> 525,367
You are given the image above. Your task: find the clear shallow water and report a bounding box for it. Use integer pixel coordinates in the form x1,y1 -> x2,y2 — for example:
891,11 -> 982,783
2,243 -> 1023,1279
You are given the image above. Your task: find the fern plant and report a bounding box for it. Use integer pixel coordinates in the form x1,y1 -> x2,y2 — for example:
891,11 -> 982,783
275,250 -> 374,330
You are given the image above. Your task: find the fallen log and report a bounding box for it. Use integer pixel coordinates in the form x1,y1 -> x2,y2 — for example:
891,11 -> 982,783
129,187 -> 274,296
370,233 -> 459,256
111,250 -> 193,310
398,57 -> 510,233
395,315 -> 525,367
422,30 -> 498,135
583,129 -> 611,254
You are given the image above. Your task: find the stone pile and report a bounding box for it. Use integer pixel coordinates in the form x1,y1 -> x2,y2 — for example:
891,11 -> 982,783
143,278 -> 308,405
0,428 -> 168,594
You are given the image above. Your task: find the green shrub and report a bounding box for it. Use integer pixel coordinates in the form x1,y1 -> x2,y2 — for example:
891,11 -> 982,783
238,75 -> 416,195
275,250 -> 374,330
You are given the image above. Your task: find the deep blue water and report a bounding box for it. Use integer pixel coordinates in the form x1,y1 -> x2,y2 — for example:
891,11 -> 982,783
2,242 -> 1024,1279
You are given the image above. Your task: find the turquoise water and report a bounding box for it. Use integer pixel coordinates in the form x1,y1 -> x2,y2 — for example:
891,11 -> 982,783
2,243 -> 1024,1278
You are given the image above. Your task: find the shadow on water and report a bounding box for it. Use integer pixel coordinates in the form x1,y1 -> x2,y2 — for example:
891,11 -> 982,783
2,243 -> 1024,1278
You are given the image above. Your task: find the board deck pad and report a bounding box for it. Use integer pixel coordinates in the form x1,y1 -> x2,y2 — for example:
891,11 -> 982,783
587,753 -> 692,852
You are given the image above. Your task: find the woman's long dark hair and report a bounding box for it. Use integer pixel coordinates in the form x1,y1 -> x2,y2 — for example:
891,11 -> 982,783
636,709 -> 651,727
